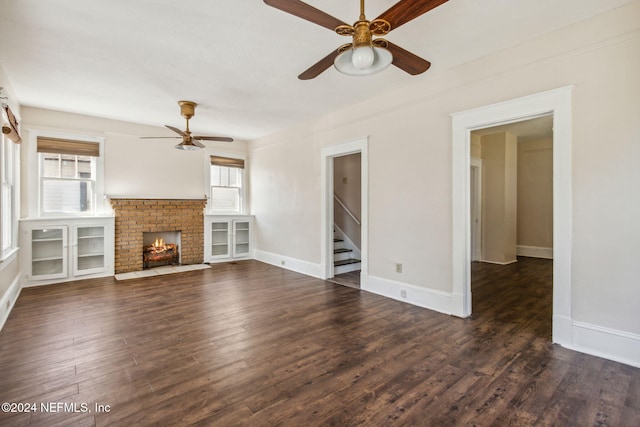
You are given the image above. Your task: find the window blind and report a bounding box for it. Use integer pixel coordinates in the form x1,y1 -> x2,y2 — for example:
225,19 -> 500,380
210,155 -> 244,169
37,137 -> 100,157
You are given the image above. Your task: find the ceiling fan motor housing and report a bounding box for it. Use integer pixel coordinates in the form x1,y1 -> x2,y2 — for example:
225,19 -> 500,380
353,20 -> 372,47
178,100 -> 197,120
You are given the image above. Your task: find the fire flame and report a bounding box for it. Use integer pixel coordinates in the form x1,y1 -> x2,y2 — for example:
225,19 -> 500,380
150,237 -> 169,253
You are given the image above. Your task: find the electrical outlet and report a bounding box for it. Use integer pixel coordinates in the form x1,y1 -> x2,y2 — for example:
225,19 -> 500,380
400,289 -> 407,298
395,263 -> 402,273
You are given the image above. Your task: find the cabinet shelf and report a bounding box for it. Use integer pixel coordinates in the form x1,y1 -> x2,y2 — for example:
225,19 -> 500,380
33,256 -> 64,262
32,238 -> 64,243
78,253 -> 104,258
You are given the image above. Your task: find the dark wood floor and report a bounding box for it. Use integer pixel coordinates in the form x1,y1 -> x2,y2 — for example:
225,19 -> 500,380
0,258 -> 638,426
328,270 -> 361,289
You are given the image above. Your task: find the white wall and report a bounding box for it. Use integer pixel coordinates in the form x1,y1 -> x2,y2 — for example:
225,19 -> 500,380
517,137 -> 553,250
480,132 -> 518,264
249,0 -> 640,353
20,107 -> 248,215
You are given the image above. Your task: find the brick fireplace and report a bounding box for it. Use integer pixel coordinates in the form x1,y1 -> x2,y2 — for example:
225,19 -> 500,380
109,198 -> 206,274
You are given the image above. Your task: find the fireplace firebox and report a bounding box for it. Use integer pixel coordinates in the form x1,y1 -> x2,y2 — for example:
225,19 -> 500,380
142,231 -> 181,269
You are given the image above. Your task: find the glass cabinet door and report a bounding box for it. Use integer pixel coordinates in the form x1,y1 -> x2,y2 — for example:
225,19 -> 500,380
233,220 -> 250,257
74,225 -> 106,276
31,226 -> 67,279
211,221 -> 231,258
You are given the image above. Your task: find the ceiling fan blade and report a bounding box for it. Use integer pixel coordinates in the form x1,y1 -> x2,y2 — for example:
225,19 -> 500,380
263,0 -> 348,31
166,125 -> 186,136
193,140 -> 206,149
140,136 -> 181,139
376,0 -> 449,31
386,41 -> 431,75
298,49 -> 341,80
194,136 -> 234,142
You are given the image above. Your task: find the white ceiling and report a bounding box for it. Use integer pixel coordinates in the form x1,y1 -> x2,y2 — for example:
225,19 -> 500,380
0,0 -> 633,141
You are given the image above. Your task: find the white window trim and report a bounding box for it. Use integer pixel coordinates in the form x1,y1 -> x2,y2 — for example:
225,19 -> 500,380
0,126 -> 19,264
204,151 -> 248,215
28,129 -> 105,218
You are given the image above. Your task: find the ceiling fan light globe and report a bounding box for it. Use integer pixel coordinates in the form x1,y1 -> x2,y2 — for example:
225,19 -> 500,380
334,46 -> 393,77
352,46 -> 374,70
175,142 -> 201,151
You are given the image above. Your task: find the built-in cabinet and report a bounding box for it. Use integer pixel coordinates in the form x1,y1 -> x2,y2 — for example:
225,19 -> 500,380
20,217 -> 114,285
204,215 -> 254,262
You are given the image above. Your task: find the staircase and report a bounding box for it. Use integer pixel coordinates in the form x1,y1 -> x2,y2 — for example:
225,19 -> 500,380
333,229 -> 361,275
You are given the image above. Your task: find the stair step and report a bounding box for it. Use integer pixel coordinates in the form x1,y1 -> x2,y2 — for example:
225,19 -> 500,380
334,258 -> 361,267
334,248 -> 352,254
333,247 -> 353,262
333,239 -> 346,251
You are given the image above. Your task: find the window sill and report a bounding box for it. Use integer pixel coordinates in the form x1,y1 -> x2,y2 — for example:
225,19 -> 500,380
0,247 -> 19,271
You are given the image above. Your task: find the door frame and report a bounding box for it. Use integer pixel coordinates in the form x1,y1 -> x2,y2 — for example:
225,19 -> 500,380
451,86 -> 573,346
321,137 -> 368,281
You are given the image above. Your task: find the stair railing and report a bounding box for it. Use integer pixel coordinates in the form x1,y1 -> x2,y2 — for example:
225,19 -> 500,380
334,195 -> 360,225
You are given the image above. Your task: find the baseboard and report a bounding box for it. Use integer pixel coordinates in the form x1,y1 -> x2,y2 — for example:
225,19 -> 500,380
254,249 -> 323,279
21,270 -> 114,288
207,255 -> 253,264
0,275 -> 22,332
517,245 -> 554,259
561,321 -> 640,368
362,274 -> 452,316
478,258 -> 518,265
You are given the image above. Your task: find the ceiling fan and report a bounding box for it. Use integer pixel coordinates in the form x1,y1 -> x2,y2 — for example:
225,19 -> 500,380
263,0 -> 449,79
141,100 -> 233,150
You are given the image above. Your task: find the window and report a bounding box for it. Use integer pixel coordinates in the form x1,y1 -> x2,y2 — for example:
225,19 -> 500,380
210,155 -> 245,213
1,105 -> 20,261
1,136 -> 14,253
37,136 -> 101,215
1,128 -> 18,259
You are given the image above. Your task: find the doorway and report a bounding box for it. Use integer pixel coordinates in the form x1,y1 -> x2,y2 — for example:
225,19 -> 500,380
451,86 -> 573,347
321,137 -> 368,287
331,152 -> 362,288
469,116 -> 554,336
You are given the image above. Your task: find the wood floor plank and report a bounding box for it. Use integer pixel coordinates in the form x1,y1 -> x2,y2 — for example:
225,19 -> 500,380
0,258 -> 637,426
